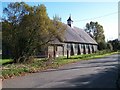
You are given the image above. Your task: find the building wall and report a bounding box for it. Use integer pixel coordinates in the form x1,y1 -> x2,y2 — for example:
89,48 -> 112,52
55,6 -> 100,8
63,44 -> 67,56
70,44 -> 74,55
48,45 -> 65,58
94,45 -> 98,52
47,43 -> 98,58
77,44 -> 81,55
48,46 -> 54,57
86,44 -> 89,54
74,44 -> 78,55
80,44 -> 84,54
89,45 -> 93,54
56,46 -> 64,57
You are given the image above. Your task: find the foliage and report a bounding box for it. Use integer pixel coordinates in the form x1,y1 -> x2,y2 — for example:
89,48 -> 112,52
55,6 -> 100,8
2,2 -> 34,61
108,39 -> 120,51
85,21 -> 106,50
2,2 -> 30,24
52,15 -> 66,42
106,42 -> 113,51
98,42 -> 107,50
2,2 -> 66,63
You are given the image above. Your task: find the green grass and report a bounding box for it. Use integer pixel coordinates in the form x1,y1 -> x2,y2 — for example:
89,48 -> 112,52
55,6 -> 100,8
52,51 -> 119,67
69,51 -> 118,60
0,59 -> 13,65
1,51 -> 119,80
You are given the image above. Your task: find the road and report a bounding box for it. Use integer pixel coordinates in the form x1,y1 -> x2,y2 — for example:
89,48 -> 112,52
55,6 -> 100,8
2,54 -> 119,88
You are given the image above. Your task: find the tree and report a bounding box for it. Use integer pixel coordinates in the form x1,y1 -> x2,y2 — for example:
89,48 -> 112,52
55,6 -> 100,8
2,2 -> 33,62
2,2 -> 66,63
52,15 -> 66,42
85,21 -> 106,50
0,22 -> 1,59
2,21 -> 13,59
3,2 -> 30,24
108,39 -> 120,51
106,42 -> 113,51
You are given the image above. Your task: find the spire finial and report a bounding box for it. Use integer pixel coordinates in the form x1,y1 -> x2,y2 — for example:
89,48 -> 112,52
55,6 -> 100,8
70,14 -> 71,18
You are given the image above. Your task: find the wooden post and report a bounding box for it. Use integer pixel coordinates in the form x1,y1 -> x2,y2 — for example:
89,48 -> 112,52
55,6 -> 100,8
53,45 -> 56,59
63,45 -> 64,56
67,44 -> 69,59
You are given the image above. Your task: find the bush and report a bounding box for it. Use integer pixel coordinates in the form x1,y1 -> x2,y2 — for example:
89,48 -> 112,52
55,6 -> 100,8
107,43 -> 113,51
98,42 -> 107,50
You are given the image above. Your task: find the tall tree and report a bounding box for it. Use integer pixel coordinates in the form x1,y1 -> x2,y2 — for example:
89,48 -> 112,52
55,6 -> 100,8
85,21 -> 106,50
2,2 -> 66,63
2,2 -> 32,62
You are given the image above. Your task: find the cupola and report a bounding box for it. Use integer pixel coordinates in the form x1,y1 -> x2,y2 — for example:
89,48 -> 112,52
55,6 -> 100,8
67,15 -> 73,27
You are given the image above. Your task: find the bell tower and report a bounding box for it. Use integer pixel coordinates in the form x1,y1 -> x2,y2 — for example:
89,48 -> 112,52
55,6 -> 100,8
67,14 -> 73,27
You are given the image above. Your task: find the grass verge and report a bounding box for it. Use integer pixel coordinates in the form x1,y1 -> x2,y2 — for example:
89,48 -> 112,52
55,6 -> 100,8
0,59 -> 13,65
1,51 -> 119,80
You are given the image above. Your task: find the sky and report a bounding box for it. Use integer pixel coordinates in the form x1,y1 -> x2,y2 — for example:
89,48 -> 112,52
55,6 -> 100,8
0,0 -> 119,41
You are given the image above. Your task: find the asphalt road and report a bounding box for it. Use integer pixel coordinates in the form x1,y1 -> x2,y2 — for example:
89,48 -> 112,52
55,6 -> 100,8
2,54 -> 119,88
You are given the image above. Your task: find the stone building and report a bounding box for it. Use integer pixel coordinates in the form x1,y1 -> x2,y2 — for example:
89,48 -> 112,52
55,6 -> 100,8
47,16 -> 98,58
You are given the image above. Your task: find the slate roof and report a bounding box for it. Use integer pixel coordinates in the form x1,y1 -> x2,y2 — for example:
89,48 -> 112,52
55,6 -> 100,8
50,38 -> 65,45
63,25 -> 97,45
51,25 -> 98,45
